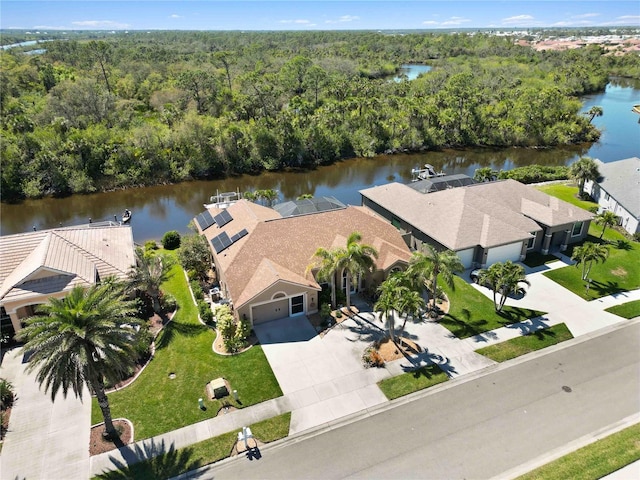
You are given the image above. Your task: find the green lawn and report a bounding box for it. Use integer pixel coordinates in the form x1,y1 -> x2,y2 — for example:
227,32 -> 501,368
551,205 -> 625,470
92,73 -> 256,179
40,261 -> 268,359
92,261 -> 282,440
475,323 -> 573,362
516,423 -> 640,480
605,299 -> 640,319
535,183 -> 598,211
94,413 -> 291,480
438,276 -> 546,339
378,364 -> 449,400
544,236 -> 640,300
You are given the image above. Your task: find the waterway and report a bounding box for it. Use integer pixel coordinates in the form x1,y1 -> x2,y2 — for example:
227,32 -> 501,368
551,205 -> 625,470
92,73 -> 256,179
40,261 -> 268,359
1,72 -> 638,243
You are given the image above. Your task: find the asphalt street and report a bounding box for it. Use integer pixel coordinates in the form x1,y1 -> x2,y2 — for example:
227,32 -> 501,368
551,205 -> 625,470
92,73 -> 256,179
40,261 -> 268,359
195,321 -> 640,480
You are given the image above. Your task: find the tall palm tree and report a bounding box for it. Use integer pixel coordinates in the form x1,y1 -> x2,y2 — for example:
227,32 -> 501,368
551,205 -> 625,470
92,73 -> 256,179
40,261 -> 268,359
594,210 -> 619,240
129,248 -> 171,313
569,157 -> 600,198
335,232 -> 378,308
308,247 -> 340,309
585,105 -> 603,124
406,245 -> 463,310
572,242 -> 609,281
480,261 -> 530,312
395,287 -> 425,339
17,281 -> 142,439
374,274 -> 403,342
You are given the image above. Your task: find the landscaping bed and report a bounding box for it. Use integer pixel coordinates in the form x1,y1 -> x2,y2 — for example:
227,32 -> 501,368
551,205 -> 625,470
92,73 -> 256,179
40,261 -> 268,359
475,323 -> 573,362
89,420 -> 133,456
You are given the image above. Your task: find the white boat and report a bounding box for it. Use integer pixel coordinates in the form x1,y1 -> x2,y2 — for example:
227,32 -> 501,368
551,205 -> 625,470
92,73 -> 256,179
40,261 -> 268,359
204,189 -> 241,209
411,164 -> 446,181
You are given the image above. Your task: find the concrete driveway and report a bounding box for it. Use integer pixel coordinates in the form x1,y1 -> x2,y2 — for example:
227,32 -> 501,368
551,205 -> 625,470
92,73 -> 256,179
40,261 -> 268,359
254,315 -> 390,434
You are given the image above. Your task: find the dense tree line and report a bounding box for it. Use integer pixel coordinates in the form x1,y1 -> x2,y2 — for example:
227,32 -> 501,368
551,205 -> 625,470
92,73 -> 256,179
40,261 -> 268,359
1,30 -> 628,202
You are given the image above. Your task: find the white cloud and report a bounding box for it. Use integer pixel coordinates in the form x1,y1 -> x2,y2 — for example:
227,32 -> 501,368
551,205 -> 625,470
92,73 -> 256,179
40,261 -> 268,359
502,14 -> 534,25
325,15 -> 360,24
279,19 -> 311,24
421,16 -> 470,27
170,14 -> 183,19
71,20 -> 131,29
617,15 -> 640,21
422,21 -> 439,25
572,13 -> 599,19
32,25 -> 68,30
602,15 -> 640,26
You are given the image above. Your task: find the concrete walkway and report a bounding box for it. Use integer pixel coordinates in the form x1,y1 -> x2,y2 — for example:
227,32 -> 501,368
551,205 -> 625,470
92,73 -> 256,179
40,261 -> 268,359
3,256 -> 637,479
0,348 -> 91,480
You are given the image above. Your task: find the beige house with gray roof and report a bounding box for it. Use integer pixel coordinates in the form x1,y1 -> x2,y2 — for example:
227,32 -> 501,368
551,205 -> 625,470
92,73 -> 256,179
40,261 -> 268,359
360,179 -> 593,269
195,200 -> 411,325
0,223 -> 135,339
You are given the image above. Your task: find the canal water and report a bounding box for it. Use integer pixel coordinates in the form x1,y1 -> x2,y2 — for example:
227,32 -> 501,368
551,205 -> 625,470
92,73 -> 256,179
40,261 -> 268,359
1,74 -> 638,243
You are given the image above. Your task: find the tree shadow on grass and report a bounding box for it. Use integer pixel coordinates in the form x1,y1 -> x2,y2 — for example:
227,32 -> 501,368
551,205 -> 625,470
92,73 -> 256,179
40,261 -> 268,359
497,307 -> 543,325
505,316 -> 551,336
95,439 -> 204,480
439,308 -> 489,339
589,279 -> 623,298
612,239 -> 632,251
154,320 -> 209,350
399,348 -> 458,377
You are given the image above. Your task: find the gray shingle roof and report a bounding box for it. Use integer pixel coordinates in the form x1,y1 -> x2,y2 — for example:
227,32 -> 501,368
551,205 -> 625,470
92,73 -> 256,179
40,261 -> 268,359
595,157 -> 640,218
273,196 -> 346,217
408,174 -> 475,194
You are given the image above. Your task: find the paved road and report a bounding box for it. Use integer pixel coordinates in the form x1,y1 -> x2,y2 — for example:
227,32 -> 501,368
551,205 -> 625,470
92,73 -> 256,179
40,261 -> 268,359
194,321 -> 640,479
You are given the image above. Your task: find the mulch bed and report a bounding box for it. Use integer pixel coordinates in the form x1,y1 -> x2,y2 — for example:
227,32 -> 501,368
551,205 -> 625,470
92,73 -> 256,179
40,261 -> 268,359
89,420 -> 133,456
376,337 -> 422,363
213,331 -> 258,355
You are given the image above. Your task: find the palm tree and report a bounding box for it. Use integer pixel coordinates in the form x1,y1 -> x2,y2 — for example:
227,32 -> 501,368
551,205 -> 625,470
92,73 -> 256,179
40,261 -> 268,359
243,190 -> 258,202
17,281 -> 142,439
569,157 -> 600,198
335,232 -> 378,308
585,105 -> 603,124
572,242 -> 609,281
257,189 -> 278,207
374,275 -> 402,342
129,248 -> 171,313
406,245 -> 463,311
479,261 -> 530,312
473,167 -> 498,183
308,247 -> 340,309
297,194 -> 313,200
396,287 -> 425,338
594,210 -> 619,240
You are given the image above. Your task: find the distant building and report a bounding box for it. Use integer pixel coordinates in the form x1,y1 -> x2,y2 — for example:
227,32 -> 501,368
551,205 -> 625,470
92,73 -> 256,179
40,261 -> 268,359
0,223 -> 135,339
584,157 -> 640,235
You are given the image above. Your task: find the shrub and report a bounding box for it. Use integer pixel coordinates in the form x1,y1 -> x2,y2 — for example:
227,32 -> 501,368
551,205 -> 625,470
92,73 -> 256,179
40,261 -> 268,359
498,165 -> 569,184
320,303 -> 332,321
161,230 -> 181,250
144,240 -> 158,254
198,301 -> 214,324
0,378 -> 14,410
190,280 -> 204,301
161,293 -> 177,312
133,325 -> 153,361
362,347 -> 384,368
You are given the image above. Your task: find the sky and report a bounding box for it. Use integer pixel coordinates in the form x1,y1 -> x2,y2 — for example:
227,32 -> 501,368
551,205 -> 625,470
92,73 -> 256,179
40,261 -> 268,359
1,1 -> 639,31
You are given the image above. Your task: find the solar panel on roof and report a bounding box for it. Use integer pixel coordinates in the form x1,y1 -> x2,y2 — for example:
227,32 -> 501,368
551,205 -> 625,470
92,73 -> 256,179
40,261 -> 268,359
230,228 -> 248,243
211,236 -> 224,254
195,210 -> 215,231
213,209 -> 233,227
211,232 -> 233,253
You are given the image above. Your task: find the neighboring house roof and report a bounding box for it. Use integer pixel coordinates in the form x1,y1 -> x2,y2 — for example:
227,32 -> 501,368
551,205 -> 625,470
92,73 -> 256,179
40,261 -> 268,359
273,196 -> 346,217
594,157 -> 640,219
360,179 -> 592,251
408,174 -> 475,194
196,203 -> 411,310
0,224 -> 135,304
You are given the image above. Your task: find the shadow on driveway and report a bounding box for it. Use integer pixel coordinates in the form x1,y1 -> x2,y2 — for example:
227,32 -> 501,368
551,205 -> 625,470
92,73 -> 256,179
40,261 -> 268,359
253,316 -> 317,345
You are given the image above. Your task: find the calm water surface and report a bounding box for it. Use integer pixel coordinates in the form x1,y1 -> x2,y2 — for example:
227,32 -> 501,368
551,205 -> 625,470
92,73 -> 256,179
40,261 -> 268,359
2,73 -> 638,243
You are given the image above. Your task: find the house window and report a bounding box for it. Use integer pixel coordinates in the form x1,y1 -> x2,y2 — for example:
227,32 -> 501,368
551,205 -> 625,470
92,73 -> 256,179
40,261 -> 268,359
290,295 -> 304,315
572,221 -> 584,237
527,233 -> 536,250
604,192 -> 610,201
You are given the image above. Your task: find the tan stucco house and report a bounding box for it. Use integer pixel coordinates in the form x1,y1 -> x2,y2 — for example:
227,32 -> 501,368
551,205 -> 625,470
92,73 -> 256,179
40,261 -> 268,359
360,179 -> 593,269
0,223 -> 136,339
194,200 -> 411,325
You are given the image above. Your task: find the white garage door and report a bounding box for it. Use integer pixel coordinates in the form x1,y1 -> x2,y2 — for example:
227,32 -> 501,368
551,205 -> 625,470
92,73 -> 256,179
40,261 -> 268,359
252,299 -> 289,324
456,248 -> 475,269
485,242 -> 523,267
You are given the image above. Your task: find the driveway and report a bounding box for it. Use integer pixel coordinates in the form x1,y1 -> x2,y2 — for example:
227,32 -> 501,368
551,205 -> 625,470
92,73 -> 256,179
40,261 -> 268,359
0,348 -> 91,480
254,315 -> 390,434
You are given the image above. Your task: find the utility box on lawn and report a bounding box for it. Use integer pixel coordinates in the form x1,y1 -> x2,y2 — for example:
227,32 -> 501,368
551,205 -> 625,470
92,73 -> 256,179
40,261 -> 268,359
207,377 -> 230,399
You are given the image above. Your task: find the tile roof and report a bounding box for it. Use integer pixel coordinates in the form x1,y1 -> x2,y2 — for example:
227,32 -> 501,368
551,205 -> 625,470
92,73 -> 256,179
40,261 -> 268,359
197,204 -> 411,310
594,157 -> 640,218
360,179 -> 592,251
0,225 -> 135,303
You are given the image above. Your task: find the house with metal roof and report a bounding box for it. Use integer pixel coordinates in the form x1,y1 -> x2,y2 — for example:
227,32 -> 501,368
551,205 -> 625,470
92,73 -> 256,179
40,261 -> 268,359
584,157 -> 640,235
194,200 -> 411,325
360,179 -> 593,269
0,223 -> 136,339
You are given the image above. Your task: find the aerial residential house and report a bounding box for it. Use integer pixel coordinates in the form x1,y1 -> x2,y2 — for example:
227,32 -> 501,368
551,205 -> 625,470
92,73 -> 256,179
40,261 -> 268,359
584,157 -> 640,235
194,200 -> 411,325
0,223 -> 136,339
360,179 -> 593,268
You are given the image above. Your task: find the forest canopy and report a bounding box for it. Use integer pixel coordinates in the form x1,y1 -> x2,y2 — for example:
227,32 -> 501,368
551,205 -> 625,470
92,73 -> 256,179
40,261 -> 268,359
1,29 -> 635,202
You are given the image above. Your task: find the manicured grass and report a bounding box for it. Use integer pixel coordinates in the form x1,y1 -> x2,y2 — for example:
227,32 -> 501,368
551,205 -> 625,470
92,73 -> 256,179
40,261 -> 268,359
438,276 -> 546,339
516,423 -> 640,480
94,413 -> 291,480
522,252 -> 560,268
605,299 -> 640,319
378,364 -> 449,400
544,236 -> 640,300
536,183 -> 598,211
475,323 -> 573,362
92,261 -> 282,440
